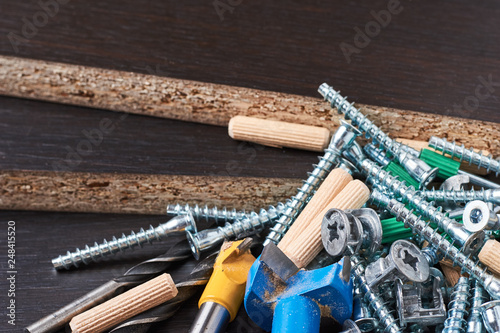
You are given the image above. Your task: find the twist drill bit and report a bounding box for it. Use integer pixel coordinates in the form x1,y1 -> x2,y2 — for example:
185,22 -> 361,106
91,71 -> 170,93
109,252 -> 218,333
25,239 -> 193,333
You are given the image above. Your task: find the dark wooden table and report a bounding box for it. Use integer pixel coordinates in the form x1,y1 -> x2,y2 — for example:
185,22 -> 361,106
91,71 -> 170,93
1,1 -> 500,332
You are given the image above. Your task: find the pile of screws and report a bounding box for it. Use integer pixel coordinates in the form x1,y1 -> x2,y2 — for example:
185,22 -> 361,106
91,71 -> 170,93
29,83 -> 500,333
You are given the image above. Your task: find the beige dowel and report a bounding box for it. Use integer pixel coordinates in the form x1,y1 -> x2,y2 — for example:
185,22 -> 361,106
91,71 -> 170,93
478,239 -> 500,275
277,168 -> 352,251
396,138 -> 490,176
279,180 -> 371,269
439,259 -> 465,286
70,273 -> 178,333
228,116 -> 331,152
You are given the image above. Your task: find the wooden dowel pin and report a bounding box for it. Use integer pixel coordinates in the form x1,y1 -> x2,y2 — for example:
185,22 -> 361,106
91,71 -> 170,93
70,273 -> 178,333
277,168 -> 352,251
279,179 -> 371,269
478,239 -> 500,276
439,259 -> 466,286
228,115 -> 331,152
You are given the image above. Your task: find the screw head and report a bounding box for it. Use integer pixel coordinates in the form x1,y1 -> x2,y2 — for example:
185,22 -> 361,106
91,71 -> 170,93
186,230 -> 201,260
464,200 -> 493,232
391,240 -> 430,284
321,209 -> 351,260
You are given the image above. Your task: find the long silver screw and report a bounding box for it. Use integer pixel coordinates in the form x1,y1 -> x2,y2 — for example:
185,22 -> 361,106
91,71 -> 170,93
350,254 -> 403,333
443,277 -> 471,333
385,198 -> 500,300
166,203 -> 246,224
264,120 -> 361,245
52,214 -> 196,270
466,279 -> 489,333
360,158 -> 484,252
318,83 -> 438,188
187,203 -> 285,259
429,136 -> 500,176
421,188 -> 500,205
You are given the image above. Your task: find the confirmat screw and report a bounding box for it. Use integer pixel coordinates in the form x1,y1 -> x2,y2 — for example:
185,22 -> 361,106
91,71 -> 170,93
360,158 -> 484,253
385,198 -> 500,301
443,277 -> 471,333
187,204 -> 285,259
318,83 -> 438,188
264,121 -> 361,245
421,188 -> 500,206
52,214 -> 197,270
429,136 -> 500,176
166,203 -> 246,224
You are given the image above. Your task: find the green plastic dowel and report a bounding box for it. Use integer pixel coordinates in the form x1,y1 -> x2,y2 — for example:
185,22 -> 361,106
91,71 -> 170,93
420,148 -> 460,179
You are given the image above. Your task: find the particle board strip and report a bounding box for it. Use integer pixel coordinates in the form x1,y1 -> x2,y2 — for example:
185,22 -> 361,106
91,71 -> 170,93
1,56 -> 499,156
0,170 -> 300,214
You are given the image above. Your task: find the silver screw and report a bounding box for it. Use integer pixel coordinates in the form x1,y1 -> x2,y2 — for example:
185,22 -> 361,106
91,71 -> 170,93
350,254 -> 403,333
466,279 -> 490,333
443,277 -> 471,333
360,158 -> 484,253
384,198 -> 500,300
166,203 -> 246,224
187,203 -> 285,259
429,136 -> 500,176
421,188 -> 500,206
318,83 -> 438,188
360,158 -> 484,252
264,120 -> 361,245
52,214 -> 196,270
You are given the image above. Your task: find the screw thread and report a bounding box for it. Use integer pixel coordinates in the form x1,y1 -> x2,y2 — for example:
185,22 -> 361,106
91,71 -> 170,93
429,136 -> 500,176
422,188 -> 500,205
421,246 -> 444,266
443,277 -> 471,333
218,203 -> 285,239
361,159 -> 462,237
386,199 -> 500,300
264,149 -> 338,245
350,255 -> 403,333
166,203 -> 246,224
466,279 -> 489,333
363,143 -> 392,167
53,221 -> 179,270
319,83 -> 419,159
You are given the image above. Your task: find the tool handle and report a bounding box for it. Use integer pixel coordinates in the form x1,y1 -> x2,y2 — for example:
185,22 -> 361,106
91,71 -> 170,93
279,180 -> 370,269
228,115 -> 331,152
278,168 -> 352,251
70,273 -> 178,333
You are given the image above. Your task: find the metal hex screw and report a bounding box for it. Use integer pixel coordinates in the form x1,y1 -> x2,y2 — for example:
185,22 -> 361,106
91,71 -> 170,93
463,200 -> 500,232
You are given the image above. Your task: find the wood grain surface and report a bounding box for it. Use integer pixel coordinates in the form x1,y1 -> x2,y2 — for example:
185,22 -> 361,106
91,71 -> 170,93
1,0 -> 500,332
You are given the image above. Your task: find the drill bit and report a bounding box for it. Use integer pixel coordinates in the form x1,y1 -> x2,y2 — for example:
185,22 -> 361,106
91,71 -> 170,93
25,239 -> 193,333
109,251 -> 218,333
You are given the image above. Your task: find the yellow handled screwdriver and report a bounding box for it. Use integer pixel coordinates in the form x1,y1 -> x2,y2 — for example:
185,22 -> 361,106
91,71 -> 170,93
189,238 -> 256,333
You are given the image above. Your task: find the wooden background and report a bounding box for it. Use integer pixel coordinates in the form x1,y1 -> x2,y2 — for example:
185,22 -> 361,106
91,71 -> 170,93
1,0 -> 500,332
